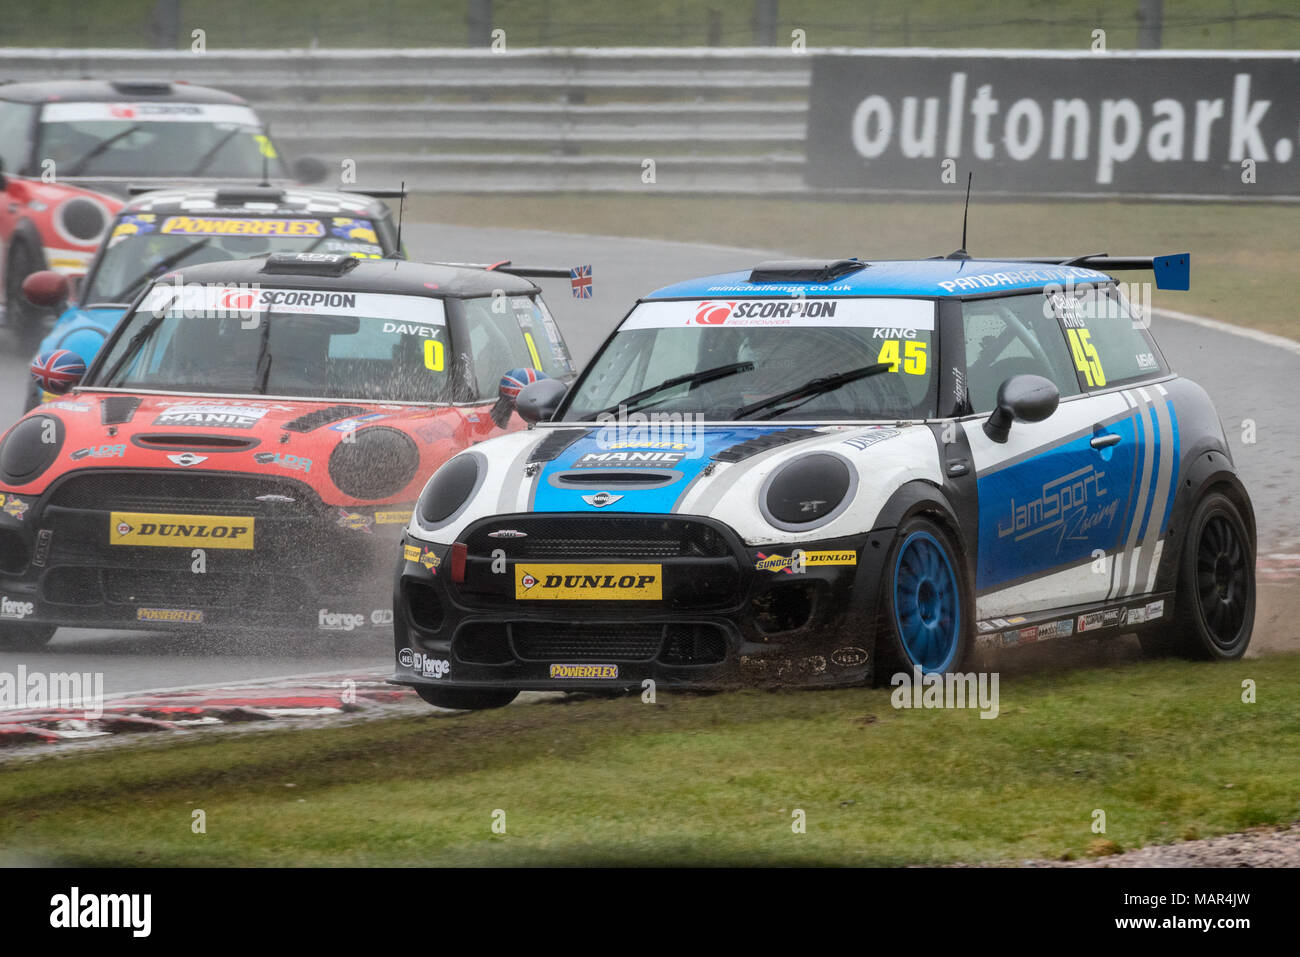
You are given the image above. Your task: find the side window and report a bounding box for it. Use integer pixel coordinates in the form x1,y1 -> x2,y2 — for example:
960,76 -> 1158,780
962,293 -> 1081,414
461,295 -> 573,399
1050,284 -> 1166,388
0,101 -> 36,174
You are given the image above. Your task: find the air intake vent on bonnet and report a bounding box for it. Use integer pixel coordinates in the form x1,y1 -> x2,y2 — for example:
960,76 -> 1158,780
748,259 -> 867,283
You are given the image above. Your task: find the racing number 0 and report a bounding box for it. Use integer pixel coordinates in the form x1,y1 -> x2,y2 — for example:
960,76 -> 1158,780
876,339 -> 926,375
424,339 -> 445,372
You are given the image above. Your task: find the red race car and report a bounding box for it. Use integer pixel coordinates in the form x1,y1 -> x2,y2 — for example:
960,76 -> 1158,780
0,78 -> 322,343
0,252 -> 574,648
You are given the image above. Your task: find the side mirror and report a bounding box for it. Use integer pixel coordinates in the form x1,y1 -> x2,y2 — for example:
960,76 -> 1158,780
982,374 -> 1059,443
293,156 -> 328,184
31,349 -> 87,395
22,270 -> 70,308
514,377 -> 567,425
490,367 -> 547,427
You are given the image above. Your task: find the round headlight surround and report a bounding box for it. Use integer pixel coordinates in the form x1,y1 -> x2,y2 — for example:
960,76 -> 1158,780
416,452 -> 486,530
0,414 -> 65,486
54,196 -> 110,246
760,451 -> 857,531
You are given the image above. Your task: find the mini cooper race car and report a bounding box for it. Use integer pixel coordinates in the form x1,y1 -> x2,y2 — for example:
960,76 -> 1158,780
0,252 -> 573,649
0,79 -> 322,339
394,254 -> 1255,710
20,184 -> 403,410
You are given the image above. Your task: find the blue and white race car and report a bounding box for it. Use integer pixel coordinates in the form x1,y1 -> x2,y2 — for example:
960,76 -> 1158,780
393,254 -> 1255,710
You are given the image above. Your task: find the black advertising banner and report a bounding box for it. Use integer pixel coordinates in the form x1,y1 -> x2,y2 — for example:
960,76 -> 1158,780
805,52 -> 1300,197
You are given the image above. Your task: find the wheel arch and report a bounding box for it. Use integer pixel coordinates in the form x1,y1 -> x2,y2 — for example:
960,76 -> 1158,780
1155,447 -> 1255,593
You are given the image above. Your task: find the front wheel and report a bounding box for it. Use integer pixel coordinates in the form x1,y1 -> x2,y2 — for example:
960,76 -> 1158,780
877,517 -> 971,677
1139,491 -> 1254,660
0,623 -> 57,651
413,684 -> 518,711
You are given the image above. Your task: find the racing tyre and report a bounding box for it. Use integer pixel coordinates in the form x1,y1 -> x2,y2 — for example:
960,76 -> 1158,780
413,684 -> 518,711
877,517 -> 972,678
4,239 -> 54,348
1139,491 -> 1254,660
0,623 -> 56,651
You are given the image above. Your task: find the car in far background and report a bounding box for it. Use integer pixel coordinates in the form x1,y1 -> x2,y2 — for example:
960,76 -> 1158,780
19,183 -> 403,411
0,252 -> 575,650
0,78 -> 325,339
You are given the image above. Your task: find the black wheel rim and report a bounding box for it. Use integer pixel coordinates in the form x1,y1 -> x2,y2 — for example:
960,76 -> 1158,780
1195,513 -> 1250,649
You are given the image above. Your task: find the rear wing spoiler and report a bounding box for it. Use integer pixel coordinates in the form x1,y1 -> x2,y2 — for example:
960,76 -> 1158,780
432,260 -> 574,279
1002,253 -> 1190,290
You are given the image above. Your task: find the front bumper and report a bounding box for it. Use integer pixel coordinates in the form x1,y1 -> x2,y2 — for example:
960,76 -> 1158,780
393,513 -> 892,691
0,469 -> 410,636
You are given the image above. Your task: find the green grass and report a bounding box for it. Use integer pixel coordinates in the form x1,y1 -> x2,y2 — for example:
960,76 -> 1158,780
2,654 -> 1297,866
8,0 -> 1300,49
413,192 -> 1300,340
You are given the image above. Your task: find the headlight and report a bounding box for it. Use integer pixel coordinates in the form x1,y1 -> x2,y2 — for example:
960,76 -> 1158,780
761,452 -> 855,530
417,454 -> 482,526
0,415 -> 65,485
327,427 -> 419,500
54,197 -> 109,245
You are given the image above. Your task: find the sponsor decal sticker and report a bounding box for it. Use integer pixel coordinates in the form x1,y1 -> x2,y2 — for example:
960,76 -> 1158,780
318,609 -> 365,632
155,404 -> 269,429
136,608 -> 204,624
336,509 -> 374,533
1,495 -> 30,520
254,451 -> 311,473
398,648 -> 415,667
374,511 -> 409,525
1127,605 -> 1149,625
755,549 -> 858,572
161,216 -> 326,238
71,444 -> 126,460
420,548 -> 441,573
109,512 -> 253,549
516,564 -> 662,600
841,428 -> 901,451
739,654 -> 828,678
1077,607 -> 1126,633
32,529 -> 53,568
403,544 -> 422,564
1,596 -> 35,620
549,664 -> 619,679
830,646 -> 870,668
1145,599 -> 1165,621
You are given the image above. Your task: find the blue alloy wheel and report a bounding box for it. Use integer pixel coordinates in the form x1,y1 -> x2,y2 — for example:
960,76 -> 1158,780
892,530 -> 961,673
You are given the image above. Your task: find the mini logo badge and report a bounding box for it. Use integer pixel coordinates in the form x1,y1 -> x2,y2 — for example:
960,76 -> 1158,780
167,453 -> 208,468
582,491 -> 624,508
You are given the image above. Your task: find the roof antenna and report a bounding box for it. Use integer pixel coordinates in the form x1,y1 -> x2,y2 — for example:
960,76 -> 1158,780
391,180 -> 406,260
947,172 -> 973,260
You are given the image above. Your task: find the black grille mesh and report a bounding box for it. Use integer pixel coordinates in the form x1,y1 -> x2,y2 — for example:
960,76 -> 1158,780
46,471 -> 318,517
467,517 -> 729,560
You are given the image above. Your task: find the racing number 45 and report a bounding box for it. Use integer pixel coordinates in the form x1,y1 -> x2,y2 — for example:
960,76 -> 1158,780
877,339 -> 926,375
1067,328 -> 1106,387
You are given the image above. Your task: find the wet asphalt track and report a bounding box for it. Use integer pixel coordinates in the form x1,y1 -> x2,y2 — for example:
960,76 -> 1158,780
0,221 -> 1295,694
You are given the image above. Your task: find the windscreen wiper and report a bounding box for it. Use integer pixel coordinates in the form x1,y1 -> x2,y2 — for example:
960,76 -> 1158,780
586,361 -> 754,420
66,124 -> 144,176
105,238 -> 212,303
732,363 -> 891,420
187,127 -> 244,175
99,293 -> 178,386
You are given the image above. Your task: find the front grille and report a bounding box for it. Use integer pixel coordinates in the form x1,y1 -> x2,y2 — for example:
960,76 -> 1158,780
102,568 -> 269,607
467,516 -> 731,561
46,471 -> 319,517
511,622 -> 664,661
661,624 -> 728,665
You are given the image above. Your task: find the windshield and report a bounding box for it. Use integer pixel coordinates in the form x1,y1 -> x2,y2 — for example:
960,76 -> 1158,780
91,285 -> 451,402
38,102 -> 286,178
83,214 -> 386,304
561,297 -> 938,422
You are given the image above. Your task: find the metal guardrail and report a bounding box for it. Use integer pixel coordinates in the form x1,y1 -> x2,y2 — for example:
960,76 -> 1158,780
0,48 -> 814,192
